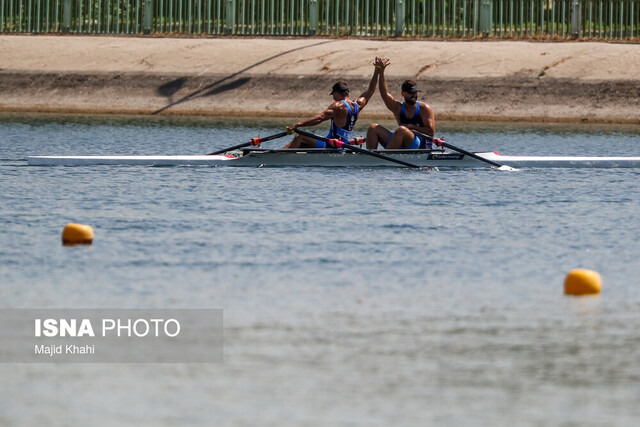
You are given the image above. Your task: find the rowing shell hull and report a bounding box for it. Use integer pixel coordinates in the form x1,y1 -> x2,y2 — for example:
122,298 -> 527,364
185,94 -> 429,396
26,150 -> 640,168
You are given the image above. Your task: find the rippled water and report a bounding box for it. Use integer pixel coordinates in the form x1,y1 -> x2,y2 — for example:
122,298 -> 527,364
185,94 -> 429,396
1,115 -> 640,425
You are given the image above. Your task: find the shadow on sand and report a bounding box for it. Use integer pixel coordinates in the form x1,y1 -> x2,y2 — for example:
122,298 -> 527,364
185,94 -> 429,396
152,40 -> 333,115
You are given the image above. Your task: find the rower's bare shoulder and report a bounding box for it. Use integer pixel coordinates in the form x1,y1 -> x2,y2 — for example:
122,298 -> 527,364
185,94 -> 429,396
329,100 -> 351,115
329,100 -> 347,110
353,97 -> 369,108
419,102 -> 434,114
389,99 -> 404,113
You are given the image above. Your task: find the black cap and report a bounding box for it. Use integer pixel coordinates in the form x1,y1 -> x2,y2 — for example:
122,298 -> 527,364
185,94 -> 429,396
401,80 -> 421,94
330,81 -> 350,95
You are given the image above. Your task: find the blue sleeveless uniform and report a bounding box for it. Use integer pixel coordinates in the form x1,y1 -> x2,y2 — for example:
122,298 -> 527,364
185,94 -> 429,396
315,100 -> 359,148
385,101 -> 431,149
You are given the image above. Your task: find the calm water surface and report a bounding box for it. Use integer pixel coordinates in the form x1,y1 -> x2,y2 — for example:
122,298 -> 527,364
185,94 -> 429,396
1,115 -> 640,425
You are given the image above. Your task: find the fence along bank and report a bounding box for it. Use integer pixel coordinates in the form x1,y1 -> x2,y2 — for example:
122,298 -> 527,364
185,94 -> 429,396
1,0 -> 639,39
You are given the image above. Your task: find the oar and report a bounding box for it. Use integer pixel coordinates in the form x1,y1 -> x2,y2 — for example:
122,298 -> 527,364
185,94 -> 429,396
293,129 -> 426,169
207,131 -> 289,155
413,130 -> 518,171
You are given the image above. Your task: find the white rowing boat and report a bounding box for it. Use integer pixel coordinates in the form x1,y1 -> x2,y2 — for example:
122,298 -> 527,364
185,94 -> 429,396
26,148 -> 640,168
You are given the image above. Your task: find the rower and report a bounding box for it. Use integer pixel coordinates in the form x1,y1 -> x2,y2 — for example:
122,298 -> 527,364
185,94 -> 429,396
365,57 -> 437,150
283,62 -> 381,149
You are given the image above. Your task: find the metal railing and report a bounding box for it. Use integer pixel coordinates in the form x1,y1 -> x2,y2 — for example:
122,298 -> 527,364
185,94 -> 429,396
1,0 -> 638,39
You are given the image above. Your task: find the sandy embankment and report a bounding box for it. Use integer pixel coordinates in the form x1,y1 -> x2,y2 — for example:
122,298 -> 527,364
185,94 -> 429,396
0,35 -> 639,123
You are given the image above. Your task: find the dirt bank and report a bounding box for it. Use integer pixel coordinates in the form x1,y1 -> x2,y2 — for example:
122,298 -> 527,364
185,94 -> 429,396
1,35 -> 639,123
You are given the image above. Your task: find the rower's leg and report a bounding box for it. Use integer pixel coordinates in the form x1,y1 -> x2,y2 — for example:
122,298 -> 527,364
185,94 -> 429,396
366,124 -> 391,149
386,126 -> 414,149
282,134 -> 297,148
283,134 -> 318,149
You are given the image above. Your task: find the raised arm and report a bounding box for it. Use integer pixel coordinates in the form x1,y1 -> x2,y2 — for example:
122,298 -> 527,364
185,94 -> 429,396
355,62 -> 381,109
376,57 -> 399,113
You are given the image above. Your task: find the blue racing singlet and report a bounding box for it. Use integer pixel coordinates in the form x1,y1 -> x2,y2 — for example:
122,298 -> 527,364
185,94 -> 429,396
329,100 -> 358,140
398,101 -> 430,149
399,101 -> 423,127
316,100 -> 359,148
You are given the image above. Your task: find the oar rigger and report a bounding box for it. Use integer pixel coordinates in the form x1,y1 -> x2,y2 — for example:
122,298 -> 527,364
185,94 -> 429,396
293,128 -> 428,169
414,131 -> 518,171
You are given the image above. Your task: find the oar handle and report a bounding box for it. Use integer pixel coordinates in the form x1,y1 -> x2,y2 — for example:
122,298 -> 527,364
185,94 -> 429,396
294,129 -> 424,169
208,131 -> 289,155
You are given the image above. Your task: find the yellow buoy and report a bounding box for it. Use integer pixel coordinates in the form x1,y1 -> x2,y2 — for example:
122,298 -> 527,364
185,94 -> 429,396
564,269 -> 601,296
62,223 -> 94,246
